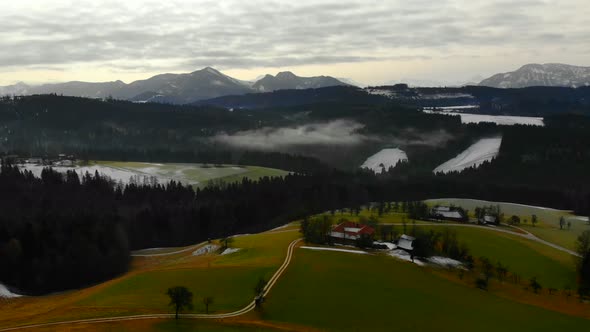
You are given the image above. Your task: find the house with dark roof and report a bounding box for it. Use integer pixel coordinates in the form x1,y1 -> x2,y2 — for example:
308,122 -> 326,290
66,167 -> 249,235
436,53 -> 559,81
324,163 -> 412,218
431,206 -> 467,222
330,221 -> 375,244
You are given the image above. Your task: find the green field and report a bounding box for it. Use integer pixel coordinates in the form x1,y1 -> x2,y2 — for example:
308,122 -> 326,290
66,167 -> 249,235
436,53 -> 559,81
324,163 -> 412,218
403,225 -> 577,288
77,266 -> 274,314
264,249 -> 590,331
95,161 -> 289,187
0,229 -> 301,329
426,198 -> 590,251
2,218 -> 589,331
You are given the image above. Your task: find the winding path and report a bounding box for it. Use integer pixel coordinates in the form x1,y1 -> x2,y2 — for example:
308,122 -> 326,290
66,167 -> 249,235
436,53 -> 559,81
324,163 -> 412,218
0,238 -> 302,331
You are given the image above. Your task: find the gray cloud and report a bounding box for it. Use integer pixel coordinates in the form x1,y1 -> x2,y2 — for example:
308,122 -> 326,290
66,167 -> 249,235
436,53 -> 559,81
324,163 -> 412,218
0,0 -> 588,78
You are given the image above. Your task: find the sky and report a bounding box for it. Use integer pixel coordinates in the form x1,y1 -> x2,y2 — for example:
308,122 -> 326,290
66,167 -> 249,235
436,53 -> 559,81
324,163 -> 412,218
0,0 -> 589,86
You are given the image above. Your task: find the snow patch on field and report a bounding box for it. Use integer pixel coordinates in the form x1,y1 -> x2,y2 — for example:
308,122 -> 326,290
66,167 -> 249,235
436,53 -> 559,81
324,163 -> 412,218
300,246 -> 368,254
220,248 -> 241,255
427,256 -> 463,267
192,244 -> 220,256
361,148 -> 408,173
0,284 -> 21,298
388,250 -> 425,266
374,241 -> 397,250
434,137 -> 502,174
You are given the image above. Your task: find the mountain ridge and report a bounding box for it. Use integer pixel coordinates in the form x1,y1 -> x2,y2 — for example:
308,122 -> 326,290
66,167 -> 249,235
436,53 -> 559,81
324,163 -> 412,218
479,63 -> 590,88
0,68 -> 348,104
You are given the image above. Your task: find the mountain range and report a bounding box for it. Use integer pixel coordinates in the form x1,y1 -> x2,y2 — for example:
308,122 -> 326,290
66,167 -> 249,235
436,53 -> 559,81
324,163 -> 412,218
2,63 -> 590,104
478,63 -> 590,88
0,67 -> 349,104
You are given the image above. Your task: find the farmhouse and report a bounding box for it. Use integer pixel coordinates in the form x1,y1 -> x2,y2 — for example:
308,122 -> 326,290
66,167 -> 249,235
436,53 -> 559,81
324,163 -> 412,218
397,234 -> 415,252
330,221 -> 375,244
431,206 -> 466,222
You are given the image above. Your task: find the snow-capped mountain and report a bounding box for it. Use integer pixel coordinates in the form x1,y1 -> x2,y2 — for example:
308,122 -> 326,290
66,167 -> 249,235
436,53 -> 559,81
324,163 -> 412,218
479,63 -> 590,88
252,71 -> 348,92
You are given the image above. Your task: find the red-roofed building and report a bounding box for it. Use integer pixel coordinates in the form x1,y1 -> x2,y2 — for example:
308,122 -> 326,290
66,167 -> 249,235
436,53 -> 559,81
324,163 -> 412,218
330,221 -> 375,244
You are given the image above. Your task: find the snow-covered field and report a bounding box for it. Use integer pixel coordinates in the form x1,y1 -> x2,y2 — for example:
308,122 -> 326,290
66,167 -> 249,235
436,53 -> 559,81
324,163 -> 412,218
17,162 -> 263,186
18,163 -> 174,185
300,246 -> 368,254
434,137 -> 502,174
423,109 -> 544,126
459,114 -> 544,126
0,283 -> 21,298
361,148 -> 408,173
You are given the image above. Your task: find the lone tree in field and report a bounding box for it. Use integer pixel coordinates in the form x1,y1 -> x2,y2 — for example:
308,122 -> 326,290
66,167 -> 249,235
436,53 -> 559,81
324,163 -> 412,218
254,277 -> 268,308
254,277 -> 267,296
575,231 -> 590,298
203,296 -> 214,314
167,286 -> 193,320
480,257 -> 494,282
559,216 -> 566,230
529,277 -> 542,294
495,262 -> 508,282
531,214 -> 538,227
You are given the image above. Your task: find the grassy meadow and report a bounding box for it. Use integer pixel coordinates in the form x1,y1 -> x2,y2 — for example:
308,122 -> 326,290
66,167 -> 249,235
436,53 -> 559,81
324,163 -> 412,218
263,249 -> 590,331
0,228 -> 300,329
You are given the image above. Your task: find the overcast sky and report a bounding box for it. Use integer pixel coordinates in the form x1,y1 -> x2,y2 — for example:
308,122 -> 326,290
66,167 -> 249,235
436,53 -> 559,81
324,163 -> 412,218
1,0 -> 589,85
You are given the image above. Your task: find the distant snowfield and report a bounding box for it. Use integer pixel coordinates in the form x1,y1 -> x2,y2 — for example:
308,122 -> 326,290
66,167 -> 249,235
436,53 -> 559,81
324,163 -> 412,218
459,114 -> 544,126
361,148 -> 408,173
0,283 -> 21,298
434,137 -> 502,174
423,109 -> 544,126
